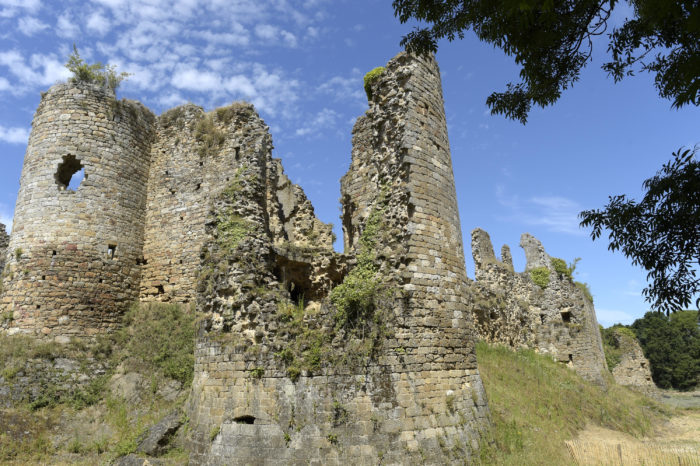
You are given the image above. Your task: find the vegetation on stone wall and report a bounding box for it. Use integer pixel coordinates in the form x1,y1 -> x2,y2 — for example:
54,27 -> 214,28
600,325 -> 638,371
529,267 -> 550,289
0,302 -> 194,463
330,205 -> 382,328
550,257 -> 572,280
476,342 -> 669,464
630,310 -> 700,390
65,45 -> 130,91
575,281 -> 594,303
363,67 -> 386,100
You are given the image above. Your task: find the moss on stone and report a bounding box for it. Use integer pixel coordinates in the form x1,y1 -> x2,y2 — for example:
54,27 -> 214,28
363,67 -> 385,101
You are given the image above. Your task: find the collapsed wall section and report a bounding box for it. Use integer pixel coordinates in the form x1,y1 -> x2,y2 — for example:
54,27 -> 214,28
470,228 -> 608,385
1,82 -> 154,339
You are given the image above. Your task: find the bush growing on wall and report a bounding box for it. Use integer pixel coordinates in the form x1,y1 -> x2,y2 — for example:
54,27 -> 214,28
65,45 -> 130,91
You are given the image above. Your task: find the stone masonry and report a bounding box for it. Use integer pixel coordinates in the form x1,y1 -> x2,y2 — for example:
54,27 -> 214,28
0,49 -> 615,463
1,82 -> 154,339
0,223 -> 8,279
186,52 -> 488,464
470,228 -> 609,385
609,329 -> 655,388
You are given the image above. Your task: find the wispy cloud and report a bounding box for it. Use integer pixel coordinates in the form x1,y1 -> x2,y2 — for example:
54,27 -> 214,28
495,186 -> 585,235
17,16 -> 48,36
295,108 -> 339,137
0,125 -> 29,144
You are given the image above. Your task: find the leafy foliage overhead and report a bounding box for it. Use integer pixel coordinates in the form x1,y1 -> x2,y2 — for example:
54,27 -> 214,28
392,0 -> 699,123
580,147 -> 699,313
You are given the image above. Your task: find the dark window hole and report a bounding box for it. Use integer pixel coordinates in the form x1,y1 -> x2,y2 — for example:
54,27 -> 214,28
51,250 -> 57,256
199,162 -> 203,167
55,155 -> 85,191
107,244 -> 116,259
41,275 -> 45,280
156,284 -> 165,295
234,147 -> 240,160
561,311 -> 572,323
195,183 -> 201,191
99,278 -> 103,283
568,354 -> 573,363
36,305 -> 40,309
233,415 -> 255,425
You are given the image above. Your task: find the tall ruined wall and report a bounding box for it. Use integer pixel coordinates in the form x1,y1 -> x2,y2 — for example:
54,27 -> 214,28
608,329 -> 655,388
1,82 -> 154,339
187,53 -> 488,465
0,223 -> 8,277
470,228 -> 608,385
140,103 -> 335,303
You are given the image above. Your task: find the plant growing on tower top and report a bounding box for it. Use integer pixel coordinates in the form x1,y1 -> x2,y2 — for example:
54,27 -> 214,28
65,44 -> 130,92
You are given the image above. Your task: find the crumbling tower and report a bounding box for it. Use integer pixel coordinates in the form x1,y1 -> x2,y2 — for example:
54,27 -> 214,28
0,82 -> 155,338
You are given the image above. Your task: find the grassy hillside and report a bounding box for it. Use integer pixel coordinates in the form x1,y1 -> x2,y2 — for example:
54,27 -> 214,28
476,342 -> 671,464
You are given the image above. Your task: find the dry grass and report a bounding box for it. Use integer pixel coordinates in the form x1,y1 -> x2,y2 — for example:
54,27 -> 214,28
566,440 -> 700,465
476,342 -> 671,465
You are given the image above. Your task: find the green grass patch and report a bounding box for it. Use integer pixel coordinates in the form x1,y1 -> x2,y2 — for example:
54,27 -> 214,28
476,342 -> 669,465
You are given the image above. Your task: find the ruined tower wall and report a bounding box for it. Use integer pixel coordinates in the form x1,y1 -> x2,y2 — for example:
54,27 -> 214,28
140,103 -> 335,303
1,82 -> 154,338
470,228 -> 608,385
186,53 -> 488,465
0,223 -> 8,278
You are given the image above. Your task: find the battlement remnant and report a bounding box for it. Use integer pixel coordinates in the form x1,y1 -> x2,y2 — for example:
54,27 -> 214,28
469,228 -> 608,385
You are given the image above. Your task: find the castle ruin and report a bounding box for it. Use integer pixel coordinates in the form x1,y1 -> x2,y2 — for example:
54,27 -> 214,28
0,51 -> 609,463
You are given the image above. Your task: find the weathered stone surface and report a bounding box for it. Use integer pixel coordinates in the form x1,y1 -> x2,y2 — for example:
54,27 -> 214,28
610,330 -> 655,388
0,356 -> 107,408
136,409 -> 183,456
0,82 -> 155,338
469,228 -> 609,385
186,52 -> 488,465
0,222 -> 8,274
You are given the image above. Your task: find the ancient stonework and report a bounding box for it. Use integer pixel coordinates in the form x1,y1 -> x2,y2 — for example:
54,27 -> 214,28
609,329 -> 655,388
187,52 -> 488,465
470,228 -> 609,385
0,223 -> 8,277
0,49 -> 615,463
1,82 -> 155,339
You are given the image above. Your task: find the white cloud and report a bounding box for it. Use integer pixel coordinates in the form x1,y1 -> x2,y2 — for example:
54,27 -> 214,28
495,187 -> 586,235
86,11 -> 112,35
0,51 -> 71,90
171,67 -> 222,92
0,0 -> 40,17
194,30 -> 249,47
157,91 -> 187,108
295,108 -> 338,137
17,16 -> 48,35
255,23 -> 278,40
56,12 -> 81,38
0,77 -> 10,92
0,125 -> 29,144
318,71 -> 364,105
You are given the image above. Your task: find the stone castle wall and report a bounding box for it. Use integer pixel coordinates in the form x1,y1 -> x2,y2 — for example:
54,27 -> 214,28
186,52 -> 488,465
470,228 -> 608,385
0,223 -> 8,279
609,329 -> 655,388
1,83 -> 154,338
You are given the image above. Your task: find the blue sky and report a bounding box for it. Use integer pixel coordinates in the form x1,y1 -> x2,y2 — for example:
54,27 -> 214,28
0,0 -> 697,326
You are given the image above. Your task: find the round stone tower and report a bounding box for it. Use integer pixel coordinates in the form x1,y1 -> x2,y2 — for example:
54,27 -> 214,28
1,82 -> 155,339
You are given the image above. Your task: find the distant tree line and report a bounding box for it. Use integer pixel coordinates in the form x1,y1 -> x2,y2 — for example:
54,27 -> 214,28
603,310 -> 699,391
